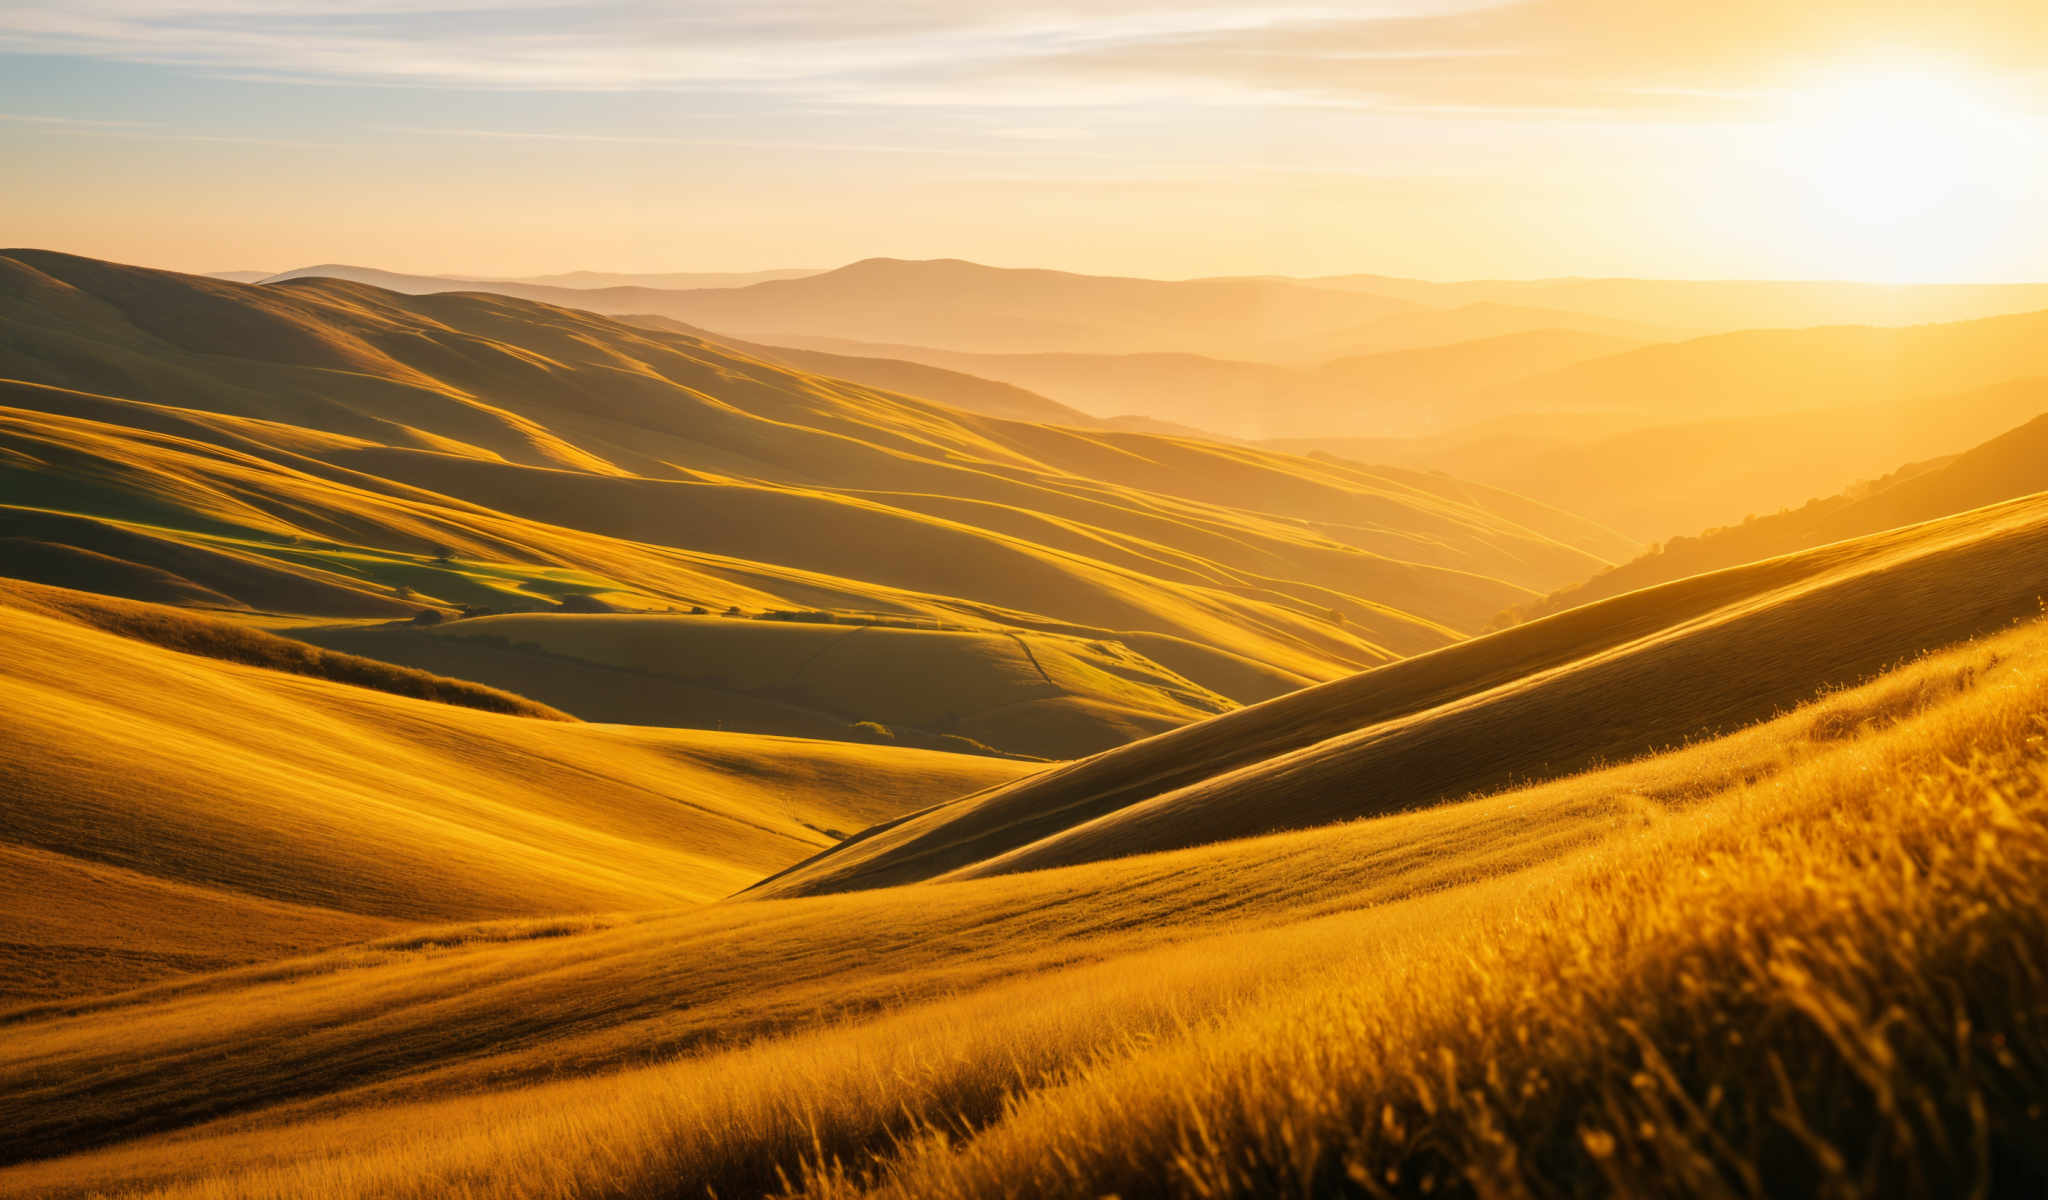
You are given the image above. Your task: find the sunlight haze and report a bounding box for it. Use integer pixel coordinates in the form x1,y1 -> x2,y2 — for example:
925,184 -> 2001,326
5,2 -> 2047,279
10,6 -> 2048,1200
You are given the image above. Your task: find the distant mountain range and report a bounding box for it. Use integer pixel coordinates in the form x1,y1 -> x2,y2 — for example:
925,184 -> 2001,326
202,256 -> 2048,544
1287,309 -> 2048,538
229,258 -> 2048,360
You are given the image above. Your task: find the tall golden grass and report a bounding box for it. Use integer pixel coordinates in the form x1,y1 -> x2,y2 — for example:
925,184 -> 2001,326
830,652 -> 2048,1198
8,616 -> 2045,1198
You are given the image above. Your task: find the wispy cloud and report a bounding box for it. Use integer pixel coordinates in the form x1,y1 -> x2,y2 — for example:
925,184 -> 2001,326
1,109 -> 329,145
379,122 -> 1196,165
0,3 -> 1490,104
0,111 -> 156,127
3,2 -> 2045,116
0,4 -> 1388,86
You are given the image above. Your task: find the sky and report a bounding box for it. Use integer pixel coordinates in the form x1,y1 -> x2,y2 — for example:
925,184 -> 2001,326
4,1 -> 2048,281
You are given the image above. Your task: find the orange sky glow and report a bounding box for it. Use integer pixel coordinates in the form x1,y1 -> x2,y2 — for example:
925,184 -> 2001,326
4,3 -> 2045,281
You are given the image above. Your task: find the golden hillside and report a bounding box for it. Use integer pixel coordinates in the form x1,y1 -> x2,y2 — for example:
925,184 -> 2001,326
0,580 -> 1032,1003
23,1 -> 2048,1190
293,612 -> 1236,759
752,487 -> 2048,896
0,250 -> 1635,753
4,530 -> 2046,1196
9,252 -> 2048,1200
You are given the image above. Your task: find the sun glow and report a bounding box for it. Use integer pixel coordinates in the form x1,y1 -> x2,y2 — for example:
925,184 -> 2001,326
1765,65 -> 2041,279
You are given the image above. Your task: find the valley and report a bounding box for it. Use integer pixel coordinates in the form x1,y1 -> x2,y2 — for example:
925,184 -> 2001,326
5,250 -> 2048,1200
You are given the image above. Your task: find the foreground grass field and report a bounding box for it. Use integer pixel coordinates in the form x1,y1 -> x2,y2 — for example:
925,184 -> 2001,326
842,630 -> 2048,1200
5,607 -> 2044,1197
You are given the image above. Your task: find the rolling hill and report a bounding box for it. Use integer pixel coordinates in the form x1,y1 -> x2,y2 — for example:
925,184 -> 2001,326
0,578 -> 1033,1002
246,258 -> 1433,360
252,262 -> 2048,365
6,251 -> 2048,1192
1292,321 -> 2048,540
261,265 -> 818,294
0,250 -> 1635,747
569,257 -> 1434,359
0,387 -> 1283,754
763,328 -> 1645,439
1509,408 -> 2048,622
617,313 -> 1107,427
293,612 -> 1238,760
1305,299 -> 1677,358
662,282 -> 2048,544
1457,307 -> 2048,429
750,486 -> 2048,897
4,514 -> 2045,1197
487,267 -> 820,289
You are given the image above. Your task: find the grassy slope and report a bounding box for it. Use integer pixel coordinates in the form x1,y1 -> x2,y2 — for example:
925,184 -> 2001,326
0,591 -> 1033,1002
0,252 -> 1632,689
0,381 -> 1336,760
832,625 -> 2048,1200
2,609 -> 2041,1197
753,489 -> 2048,897
1513,409 -> 2048,622
295,613 -> 1236,759
7,255 -> 2048,1198
0,389 -> 1401,702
